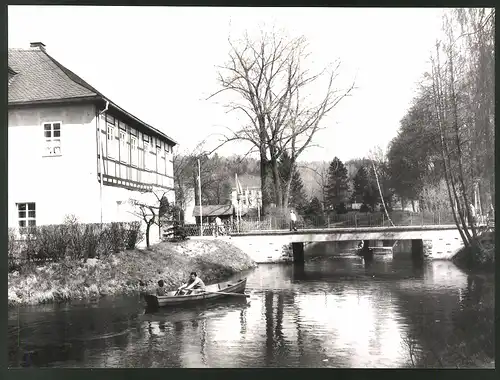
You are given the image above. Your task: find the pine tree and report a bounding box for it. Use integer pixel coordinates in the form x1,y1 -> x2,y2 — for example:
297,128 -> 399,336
277,151 -> 307,211
351,166 -> 369,204
303,196 -> 325,226
325,157 -> 350,210
289,169 -> 308,213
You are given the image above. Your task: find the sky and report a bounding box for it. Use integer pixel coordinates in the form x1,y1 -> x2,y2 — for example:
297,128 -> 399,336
8,6 -> 445,163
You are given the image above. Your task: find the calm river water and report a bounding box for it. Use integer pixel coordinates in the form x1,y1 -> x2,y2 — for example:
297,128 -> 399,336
8,243 -> 495,368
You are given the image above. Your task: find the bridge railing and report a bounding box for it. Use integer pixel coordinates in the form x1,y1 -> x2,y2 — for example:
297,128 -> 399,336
234,211 -> 490,232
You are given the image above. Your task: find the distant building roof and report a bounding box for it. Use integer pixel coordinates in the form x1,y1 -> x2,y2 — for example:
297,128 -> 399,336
8,44 -> 177,145
193,205 -> 234,217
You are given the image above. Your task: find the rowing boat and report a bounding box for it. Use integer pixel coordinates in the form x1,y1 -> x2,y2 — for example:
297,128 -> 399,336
143,278 -> 247,308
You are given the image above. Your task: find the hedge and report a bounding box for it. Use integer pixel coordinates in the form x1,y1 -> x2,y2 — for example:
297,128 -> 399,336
8,220 -> 144,271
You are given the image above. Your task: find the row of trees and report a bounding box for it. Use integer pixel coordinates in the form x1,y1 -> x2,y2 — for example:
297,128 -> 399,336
173,9 -> 493,258
386,8 -> 495,254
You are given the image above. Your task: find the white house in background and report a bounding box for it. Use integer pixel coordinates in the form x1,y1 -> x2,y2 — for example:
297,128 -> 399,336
8,42 -> 177,246
231,186 -> 262,214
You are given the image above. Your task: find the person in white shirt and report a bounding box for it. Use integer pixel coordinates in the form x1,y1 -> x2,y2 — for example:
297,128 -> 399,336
290,210 -> 297,231
177,272 -> 206,295
215,216 -> 223,237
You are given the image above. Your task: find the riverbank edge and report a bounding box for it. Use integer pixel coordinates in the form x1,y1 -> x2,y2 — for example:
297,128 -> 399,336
8,238 -> 257,307
451,233 -> 495,273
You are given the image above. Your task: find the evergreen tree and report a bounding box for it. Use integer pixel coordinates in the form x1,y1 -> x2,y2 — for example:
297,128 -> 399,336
324,157 -> 350,211
351,166 -> 369,203
303,196 -> 325,226
277,151 -> 307,211
363,180 -> 379,210
289,169 -> 308,213
351,166 -> 380,210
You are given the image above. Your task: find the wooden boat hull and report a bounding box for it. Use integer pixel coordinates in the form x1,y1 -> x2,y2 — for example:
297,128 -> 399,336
144,278 -> 247,308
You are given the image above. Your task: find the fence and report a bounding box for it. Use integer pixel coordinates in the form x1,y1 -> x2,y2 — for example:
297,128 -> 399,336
158,210 -> 494,238
229,210 -> 490,233
179,223 -> 227,237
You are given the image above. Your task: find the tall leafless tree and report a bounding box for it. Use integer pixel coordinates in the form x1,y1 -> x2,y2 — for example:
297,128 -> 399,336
208,29 -> 354,212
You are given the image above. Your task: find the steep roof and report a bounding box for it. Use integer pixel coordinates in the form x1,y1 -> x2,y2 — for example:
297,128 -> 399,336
8,46 -> 177,145
193,205 -> 234,217
8,48 -> 100,104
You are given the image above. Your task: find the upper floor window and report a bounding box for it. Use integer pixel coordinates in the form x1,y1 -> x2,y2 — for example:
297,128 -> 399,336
131,136 -> 138,167
17,202 -> 36,233
107,125 -> 118,159
119,130 -> 127,145
119,130 -> 128,163
43,122 -> 61,156
107,125 -> 114,141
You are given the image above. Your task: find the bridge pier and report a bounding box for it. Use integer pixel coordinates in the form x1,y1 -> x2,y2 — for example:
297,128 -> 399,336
411,239 -> 424,261
292,242 -> 305,263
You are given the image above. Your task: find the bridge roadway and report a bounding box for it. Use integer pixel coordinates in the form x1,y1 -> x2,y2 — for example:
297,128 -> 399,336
228,224 -> 468,264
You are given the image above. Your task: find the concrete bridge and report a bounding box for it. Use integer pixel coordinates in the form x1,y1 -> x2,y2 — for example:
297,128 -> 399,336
228,225 -> 469,263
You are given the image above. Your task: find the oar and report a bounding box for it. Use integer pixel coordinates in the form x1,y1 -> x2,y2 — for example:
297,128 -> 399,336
202,290 -> 250,298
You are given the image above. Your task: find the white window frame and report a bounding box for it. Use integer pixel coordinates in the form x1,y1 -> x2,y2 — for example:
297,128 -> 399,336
43,122 -> 62,156
119,129 -> 128,163
107,124 -> 118,159
107,125 -> 114,141
17,202 -> 36,233
119,129 -> 127,143
131,136 -> 138,167
159,154 -> 166,175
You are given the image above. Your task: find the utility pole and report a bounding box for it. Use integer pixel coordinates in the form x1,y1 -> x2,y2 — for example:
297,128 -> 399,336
198,158 -> 202,236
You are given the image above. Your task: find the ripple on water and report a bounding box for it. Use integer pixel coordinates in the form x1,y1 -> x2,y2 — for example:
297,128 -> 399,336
8,257 -> 494,368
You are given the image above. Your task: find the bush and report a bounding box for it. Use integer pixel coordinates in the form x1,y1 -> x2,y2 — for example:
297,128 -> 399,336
360,204 -> 371,213
125,221 -> 144,250
8,218 -> 146,271
172,222 -> 188,241
8,228 -> 22,272
110,222 -> 127,253
335,203 -> 348,214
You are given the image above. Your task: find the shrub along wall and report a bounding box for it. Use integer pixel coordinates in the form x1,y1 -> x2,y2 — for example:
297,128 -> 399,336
8,220 -> 144,272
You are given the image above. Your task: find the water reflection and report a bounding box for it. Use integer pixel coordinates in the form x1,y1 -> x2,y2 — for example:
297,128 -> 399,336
8,255 -> 494,368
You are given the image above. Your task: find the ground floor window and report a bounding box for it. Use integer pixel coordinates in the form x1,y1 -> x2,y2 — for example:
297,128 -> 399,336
17,202 -> 36,233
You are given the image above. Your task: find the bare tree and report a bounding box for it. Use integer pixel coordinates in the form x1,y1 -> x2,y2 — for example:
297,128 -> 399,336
129,189 -> 171,249
208,29 -> 354,212
297,162 -> 329,210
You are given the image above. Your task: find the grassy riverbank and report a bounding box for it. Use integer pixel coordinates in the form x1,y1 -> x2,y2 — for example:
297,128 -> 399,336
451,231 -> 495,272
8,239 -> 257,307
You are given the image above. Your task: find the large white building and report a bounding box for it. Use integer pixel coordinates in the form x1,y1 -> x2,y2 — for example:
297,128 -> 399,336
8,42 -> 177,245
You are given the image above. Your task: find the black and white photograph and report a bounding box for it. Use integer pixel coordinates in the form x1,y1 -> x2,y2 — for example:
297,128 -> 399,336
7,5 -> 495,368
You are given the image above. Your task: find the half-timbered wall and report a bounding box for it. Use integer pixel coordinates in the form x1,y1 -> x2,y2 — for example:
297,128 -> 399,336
97,113 -> 174,192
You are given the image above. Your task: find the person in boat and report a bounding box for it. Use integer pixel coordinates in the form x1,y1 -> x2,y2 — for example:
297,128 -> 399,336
177,272 -> 206,295
156,280 -> 166,296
